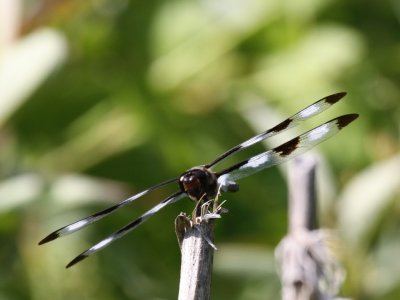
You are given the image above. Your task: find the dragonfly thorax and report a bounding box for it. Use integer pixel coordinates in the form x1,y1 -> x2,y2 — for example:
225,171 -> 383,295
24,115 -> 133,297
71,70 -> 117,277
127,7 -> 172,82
179,166 -> 218,201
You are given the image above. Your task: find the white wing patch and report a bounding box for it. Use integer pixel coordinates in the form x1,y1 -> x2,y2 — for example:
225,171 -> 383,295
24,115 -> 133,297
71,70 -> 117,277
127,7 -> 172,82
65,220 -> 89,233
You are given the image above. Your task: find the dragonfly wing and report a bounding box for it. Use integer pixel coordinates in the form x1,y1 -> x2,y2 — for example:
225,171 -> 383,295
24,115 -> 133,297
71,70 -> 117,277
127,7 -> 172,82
39,177 -> 179,245
217,114 -> 358,186
65,191 -> 185,268
207,92 -> 347,168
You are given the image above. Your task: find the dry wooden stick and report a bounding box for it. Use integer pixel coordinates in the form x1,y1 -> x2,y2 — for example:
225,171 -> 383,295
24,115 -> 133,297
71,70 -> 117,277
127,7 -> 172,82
276,155 -> 347,300
176,212 -> 216,300
288,155 -> 318,232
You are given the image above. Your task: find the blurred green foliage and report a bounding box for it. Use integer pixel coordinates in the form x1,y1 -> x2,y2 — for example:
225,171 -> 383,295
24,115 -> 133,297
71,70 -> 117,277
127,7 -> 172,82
0,0 -> 399,299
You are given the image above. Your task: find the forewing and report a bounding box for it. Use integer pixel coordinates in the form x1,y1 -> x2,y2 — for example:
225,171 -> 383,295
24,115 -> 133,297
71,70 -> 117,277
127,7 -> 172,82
217,114 -> 358,185
39,177 -> 179,245
206,92 -> 347,168
65,191 -> 185,268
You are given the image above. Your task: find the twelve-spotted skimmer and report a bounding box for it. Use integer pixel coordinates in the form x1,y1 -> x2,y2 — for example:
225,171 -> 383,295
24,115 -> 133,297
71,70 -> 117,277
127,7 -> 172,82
39,92 -> 358,268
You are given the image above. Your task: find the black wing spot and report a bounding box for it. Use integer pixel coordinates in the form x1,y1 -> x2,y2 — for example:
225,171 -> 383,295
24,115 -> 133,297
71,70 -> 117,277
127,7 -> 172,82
38,231 -> 60,245
270,118 -> 293,133
337,114 -> 359,130
93,205 -> 119,217
275,136 -> 300,156
116,217 -> 143,235
66,254 -> 88,269
325,92 -> 347,104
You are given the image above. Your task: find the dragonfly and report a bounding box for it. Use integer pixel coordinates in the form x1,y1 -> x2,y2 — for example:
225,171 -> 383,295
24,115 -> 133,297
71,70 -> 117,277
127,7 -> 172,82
39,92 -> 358,268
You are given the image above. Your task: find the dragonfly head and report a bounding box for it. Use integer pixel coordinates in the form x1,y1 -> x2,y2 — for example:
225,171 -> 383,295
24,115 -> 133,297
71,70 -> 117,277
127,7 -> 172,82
179,166 -> 218,201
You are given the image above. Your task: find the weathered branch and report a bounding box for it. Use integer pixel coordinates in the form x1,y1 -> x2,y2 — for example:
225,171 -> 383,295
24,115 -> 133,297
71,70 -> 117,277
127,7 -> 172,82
288,155 -> 318,232
176,213 -> 216,300
276,155 -> 347,300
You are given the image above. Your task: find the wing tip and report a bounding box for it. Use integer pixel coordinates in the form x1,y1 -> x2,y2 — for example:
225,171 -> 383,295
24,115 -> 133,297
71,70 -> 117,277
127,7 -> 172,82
337,113 -> 359,129
325,92 -> 347,104
66,254 -> 88,268
38,231 -> 60,245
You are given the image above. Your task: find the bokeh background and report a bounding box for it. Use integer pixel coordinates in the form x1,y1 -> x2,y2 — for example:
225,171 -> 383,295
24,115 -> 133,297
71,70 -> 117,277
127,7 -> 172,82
0,0 -> 399,299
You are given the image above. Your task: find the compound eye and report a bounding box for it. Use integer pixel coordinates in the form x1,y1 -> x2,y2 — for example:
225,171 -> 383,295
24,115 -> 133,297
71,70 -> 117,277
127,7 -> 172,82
183,175 -> 195,183
182,175 -> 200,191
180,173 -> 205,201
